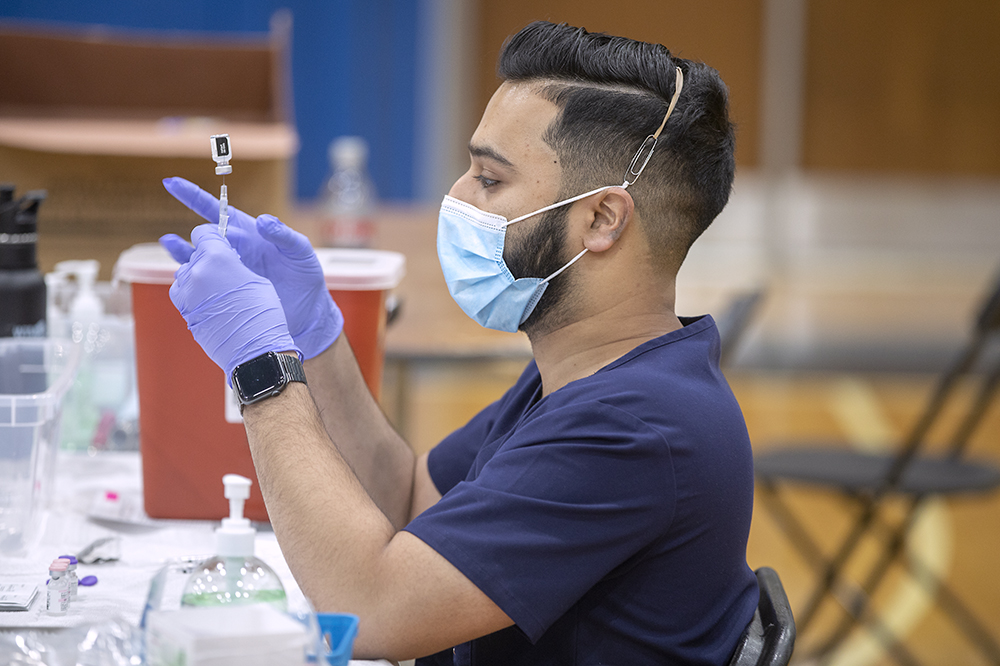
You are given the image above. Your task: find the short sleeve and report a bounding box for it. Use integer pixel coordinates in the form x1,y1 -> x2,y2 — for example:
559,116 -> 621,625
426,397 -> 503,495
405,400 -> 676,642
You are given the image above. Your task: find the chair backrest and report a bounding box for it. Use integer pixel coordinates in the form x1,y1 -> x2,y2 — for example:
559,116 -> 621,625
879,262 -> 1000,489
976,267 -> 1000,334
718,288 -> 766,366
728,567 -> 796,666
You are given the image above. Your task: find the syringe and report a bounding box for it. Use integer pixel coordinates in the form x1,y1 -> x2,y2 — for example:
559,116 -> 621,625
210,134 -> 233,239
218,183 -> 229,239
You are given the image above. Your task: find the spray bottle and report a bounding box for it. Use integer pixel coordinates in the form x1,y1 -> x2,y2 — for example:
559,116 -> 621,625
181,474 -> 287,609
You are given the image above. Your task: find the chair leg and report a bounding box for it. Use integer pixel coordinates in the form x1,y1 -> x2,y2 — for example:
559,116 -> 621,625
795,491 -> 888,632
909,565 -> 1000,665
812,497 -> 923,658
762,480 -> 1000,666
890,522 -> 1000,666
831,498 -> 1000,666
757,480 -> 880,631
758,482 -> 924,665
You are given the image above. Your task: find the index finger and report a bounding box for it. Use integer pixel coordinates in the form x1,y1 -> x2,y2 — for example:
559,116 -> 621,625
162,177 -> 255,229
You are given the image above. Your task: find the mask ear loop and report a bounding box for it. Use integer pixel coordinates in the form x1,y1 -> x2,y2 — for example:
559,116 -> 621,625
622,67 -> 684,189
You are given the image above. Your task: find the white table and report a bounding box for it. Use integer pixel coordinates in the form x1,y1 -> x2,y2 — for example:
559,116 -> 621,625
0,450 -> 390,665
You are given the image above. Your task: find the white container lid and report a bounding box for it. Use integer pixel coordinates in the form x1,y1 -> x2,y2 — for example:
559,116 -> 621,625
114,243 -> 180,286
115,243 -> 406,292
315,248 -> 406,291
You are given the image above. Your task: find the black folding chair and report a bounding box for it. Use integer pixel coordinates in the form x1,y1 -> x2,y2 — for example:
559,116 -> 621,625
729,567 -> 797,666
754,268 -> 1000,666
717,288 -> 766,367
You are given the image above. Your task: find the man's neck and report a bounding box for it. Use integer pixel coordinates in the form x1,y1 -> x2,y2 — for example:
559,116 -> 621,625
527,300 -> 682,396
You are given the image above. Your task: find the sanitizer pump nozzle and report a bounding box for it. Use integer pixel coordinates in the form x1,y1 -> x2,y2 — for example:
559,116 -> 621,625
181,473 -> 287,609
217,474 -> 255,558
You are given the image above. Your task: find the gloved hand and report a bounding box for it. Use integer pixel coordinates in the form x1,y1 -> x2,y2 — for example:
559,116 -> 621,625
168,223 -> 300,382
160,177 -> 343,359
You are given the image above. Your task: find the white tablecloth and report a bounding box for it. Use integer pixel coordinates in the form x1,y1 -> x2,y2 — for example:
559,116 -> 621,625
0,451 -> 391,666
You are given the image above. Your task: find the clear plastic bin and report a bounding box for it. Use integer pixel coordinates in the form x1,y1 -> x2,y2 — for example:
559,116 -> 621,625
0,338 -> 80,556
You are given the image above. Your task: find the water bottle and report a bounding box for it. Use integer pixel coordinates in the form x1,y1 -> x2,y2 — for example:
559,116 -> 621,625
0,185 -> 47,338
318,136 -> 376,248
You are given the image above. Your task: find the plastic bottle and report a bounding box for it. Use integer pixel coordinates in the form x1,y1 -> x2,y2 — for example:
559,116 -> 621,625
56,260 -> 104,451
46,560 -> 70,616
0,186 -> 47,338
318,136 -> 376,248
181,474 -> 287,610
58,555 -> 79,601
62,260 -> 103,338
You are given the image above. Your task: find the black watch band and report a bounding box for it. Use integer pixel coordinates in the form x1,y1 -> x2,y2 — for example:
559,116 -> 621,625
231,351 -> 307,410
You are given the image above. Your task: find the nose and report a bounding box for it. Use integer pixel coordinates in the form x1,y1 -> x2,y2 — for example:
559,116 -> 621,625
447,169 -> 476,204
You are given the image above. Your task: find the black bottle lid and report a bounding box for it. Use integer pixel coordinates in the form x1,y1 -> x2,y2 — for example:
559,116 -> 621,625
0,187 -> 47,270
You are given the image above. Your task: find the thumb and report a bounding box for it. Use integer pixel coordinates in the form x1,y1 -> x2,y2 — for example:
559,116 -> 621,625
190,223 -> 235,258
159,233 -> 195,264
256,214 -> 313,257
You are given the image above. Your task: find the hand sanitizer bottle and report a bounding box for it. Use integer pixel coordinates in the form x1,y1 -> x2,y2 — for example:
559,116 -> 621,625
181,474 -> 287,610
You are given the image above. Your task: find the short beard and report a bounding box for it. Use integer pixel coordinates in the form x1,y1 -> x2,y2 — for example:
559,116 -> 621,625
503,203 -> 575,336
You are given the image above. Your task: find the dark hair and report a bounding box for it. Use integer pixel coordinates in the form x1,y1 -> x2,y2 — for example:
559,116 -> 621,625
498,21 -> 735,270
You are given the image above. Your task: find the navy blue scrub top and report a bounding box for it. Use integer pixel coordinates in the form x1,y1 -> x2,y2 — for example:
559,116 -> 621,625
406,316 -> 758,666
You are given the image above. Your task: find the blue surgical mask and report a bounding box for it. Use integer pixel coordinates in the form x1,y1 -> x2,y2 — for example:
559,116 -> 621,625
437,186 -> 613,332
439,67 -> 686,332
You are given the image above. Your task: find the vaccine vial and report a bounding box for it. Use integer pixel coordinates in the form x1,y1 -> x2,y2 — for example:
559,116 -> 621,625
210,134 -> 233,175
46,561 -> 70,616
58,555 -> 79,601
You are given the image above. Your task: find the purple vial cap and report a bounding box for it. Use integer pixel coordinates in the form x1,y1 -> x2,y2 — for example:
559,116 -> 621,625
58,554 -> 78,564
79,575 -> 98,586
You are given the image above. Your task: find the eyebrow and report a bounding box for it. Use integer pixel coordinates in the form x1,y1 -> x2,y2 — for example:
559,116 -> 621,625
468,142 -> 516,171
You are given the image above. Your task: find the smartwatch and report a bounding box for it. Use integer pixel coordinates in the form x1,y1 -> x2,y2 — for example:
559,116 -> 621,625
231,351 -> 307,410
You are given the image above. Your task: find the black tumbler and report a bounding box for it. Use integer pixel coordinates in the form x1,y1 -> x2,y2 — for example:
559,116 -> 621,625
0,185 -> 47,340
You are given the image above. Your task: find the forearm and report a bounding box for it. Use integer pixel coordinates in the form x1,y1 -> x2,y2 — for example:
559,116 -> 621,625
242,383 -> 511,659
303,334 -> 416,528
242,383 -> 396,644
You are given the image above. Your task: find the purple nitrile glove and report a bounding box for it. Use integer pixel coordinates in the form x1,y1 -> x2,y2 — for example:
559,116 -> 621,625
160,176 -> 344,359
167,223 -> 301,382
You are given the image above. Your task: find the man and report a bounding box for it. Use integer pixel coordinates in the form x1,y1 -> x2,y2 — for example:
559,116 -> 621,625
160,20 -> 757,665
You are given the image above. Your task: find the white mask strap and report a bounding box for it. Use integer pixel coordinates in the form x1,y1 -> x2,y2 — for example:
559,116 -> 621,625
542,247 -> 589,284
506,185 -> 615,226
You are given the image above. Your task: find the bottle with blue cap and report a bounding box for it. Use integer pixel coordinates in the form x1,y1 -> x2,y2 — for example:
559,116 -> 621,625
181,474 -> 287,609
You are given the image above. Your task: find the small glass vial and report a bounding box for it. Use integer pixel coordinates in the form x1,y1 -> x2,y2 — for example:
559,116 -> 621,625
58,555 -> 79,601
47,561 -> 70,616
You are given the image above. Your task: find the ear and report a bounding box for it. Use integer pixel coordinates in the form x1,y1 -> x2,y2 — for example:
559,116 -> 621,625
581,187 -> 634,253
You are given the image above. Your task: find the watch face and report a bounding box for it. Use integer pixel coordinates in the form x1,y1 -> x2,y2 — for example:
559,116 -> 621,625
233,352 -> 285,403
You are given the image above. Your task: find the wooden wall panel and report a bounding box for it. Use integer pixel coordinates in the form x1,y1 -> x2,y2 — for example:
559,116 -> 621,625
474,1 -> 764,168
802,0 -> 1000,175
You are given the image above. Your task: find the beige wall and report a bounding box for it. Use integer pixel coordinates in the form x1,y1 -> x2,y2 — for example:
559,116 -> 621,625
475,0 -> 764,168
474,0 -> 1000,176
803,0 -> 1000,174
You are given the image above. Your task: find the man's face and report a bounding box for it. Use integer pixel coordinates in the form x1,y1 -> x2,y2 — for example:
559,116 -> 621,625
448,82 -> 577,331
449,81 -> 563,222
